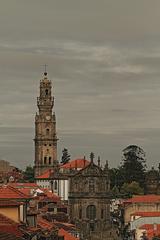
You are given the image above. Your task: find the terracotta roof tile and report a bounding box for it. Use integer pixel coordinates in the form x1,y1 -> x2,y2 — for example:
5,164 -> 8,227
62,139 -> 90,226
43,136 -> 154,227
61,159 -> 89,169
131,212 -> 160,217
0,213 -> 22,237
140,224 -> 160,239
0,200 -> 22,206
0,186 -> 29,199
37,217 -> 55,230
9,183 -> 38,188
0,232 -> 23,240
59,228 -> 79,240
36,169 -> 52,179
124,195 -> 160,204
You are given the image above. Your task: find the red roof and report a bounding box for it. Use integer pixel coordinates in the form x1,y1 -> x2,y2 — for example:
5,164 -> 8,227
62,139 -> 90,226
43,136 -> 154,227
59,228 -> 79,240
124,195 -> 160,204
0,213 -> 22,237
0,186 -> 29,200
131,212 -> 160,217
9,183 -> 38,188
36,169 -> 52,179
140,224 -> 160,239
37,217 -> 55,231
61,159 -> 89,169
41,188 -> 60,202
0,200 -> 23,207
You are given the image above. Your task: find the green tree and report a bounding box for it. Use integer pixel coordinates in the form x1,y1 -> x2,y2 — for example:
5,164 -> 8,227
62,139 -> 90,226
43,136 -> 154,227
120,145 -> 146,188
61,148 -> 71,165
121,181 -> 144,196
109,168 -> 124,189
23,165 -> 34,182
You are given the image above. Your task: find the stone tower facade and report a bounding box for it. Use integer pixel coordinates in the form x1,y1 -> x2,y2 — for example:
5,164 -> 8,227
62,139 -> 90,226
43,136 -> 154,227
34,72 -> 57,177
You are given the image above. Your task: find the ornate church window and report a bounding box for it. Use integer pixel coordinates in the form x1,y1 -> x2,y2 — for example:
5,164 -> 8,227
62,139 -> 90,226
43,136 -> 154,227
86,205 -> 96,220
89,178 -> 95,192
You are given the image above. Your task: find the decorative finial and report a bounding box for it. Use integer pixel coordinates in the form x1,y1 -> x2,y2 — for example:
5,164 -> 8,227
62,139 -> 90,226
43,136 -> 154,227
90,152 -> 94,163
105,160 -> 108,169
98,156 -> 100,167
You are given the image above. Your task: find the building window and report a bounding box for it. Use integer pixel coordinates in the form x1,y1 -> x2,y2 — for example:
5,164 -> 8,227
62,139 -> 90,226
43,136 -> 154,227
44,156 -> 47,164
86,205 -> 96,220
101,209 -> 104,219
49,144 -> 52,146
46,129 -> 49,135
79,208 -> 82,219
45,89 -> 48,96
89,178 -> 95,192
54,181 -> 58,190
49,157 -> 52,165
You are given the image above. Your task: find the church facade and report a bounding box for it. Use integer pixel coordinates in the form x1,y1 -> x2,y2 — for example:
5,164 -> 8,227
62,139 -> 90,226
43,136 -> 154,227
68,153 -> 113,239
34,72 -> 58,177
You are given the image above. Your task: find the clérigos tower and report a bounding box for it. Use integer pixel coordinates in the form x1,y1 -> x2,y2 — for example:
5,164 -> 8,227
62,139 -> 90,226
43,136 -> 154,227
34,71 -> 58,177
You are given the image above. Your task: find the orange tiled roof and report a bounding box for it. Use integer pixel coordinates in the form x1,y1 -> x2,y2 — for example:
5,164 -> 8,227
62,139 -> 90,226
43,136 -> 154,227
0,213 -> 22,237
41,188 -> 60,201
61,159 -> 89,169
0,232 -> 23,240
36,169 -> 52,179
131,212 -> 160,217
0,185 -> 29,199
124,195 -> 160,204
9,183 -> 38,188
59,228 -> 79,240
0,200 -> 23,206
37,217 -> 55,230
140,224 -> 160,239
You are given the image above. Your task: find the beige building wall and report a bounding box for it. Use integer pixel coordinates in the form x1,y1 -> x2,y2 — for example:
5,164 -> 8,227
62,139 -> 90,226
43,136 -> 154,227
0,206 -> 20,222
124,202 -> 160,224
0,160 -> 12,172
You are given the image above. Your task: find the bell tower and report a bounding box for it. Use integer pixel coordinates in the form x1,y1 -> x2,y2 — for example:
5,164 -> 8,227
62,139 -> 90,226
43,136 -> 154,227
34,72 -> 58,177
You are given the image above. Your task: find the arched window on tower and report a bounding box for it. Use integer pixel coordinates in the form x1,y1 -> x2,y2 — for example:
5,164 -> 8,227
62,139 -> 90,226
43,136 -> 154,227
46,129 -> 50,135
49,157 -> 52,165
44,156 -> 47,164
45,89 -> 48,96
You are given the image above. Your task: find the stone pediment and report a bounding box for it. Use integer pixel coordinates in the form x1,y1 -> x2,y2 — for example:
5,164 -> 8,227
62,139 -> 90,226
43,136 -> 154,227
74,162 -> 104,177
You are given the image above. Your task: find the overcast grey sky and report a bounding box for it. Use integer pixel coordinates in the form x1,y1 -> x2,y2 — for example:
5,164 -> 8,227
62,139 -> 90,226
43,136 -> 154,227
0,0 -> 160,169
